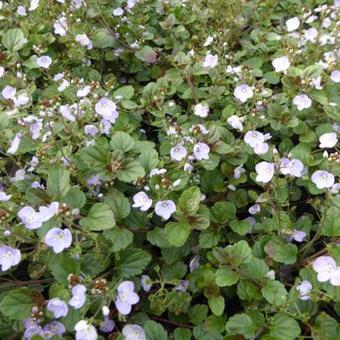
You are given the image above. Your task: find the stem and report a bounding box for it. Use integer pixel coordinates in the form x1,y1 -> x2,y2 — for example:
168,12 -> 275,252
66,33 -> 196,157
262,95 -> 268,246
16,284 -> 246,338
149,315 -> 194,329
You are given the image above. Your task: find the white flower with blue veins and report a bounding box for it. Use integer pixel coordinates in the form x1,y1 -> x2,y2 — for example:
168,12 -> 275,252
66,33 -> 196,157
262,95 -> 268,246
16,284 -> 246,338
2,85 -> 16,100
47,298 -> 68,318
69,284 -> 86,309
272,56 -> 290,72
95,97 -> 119,123
170,144 -> 187,161
44,228 -> 72,254
193,103 -> 209,117
37,55 -> 52,69
319,132 -> 338,148
296,280 -> 312,300
74,320 -> 97,340
132,191 -> 152,211
227,115 -> 243,131
286,17 -> 300,32
330,70 -> 340,83
255,161 -> 275,183
293,94 -> 312,111
122,324 -> 146,340
202,54 -> 218,69
234,84 -> 253,103
155,200 -> 176,220
193,142 -> 210,160
311,170 -> 335,189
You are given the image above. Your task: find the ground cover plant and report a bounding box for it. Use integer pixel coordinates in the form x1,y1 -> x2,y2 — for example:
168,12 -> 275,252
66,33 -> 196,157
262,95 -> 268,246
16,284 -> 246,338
0,0 -> 339,339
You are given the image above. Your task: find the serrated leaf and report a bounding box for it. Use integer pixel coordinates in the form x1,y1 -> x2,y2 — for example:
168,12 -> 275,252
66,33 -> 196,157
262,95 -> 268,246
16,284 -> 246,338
47,165 -> 70,200
110,131 -> 135,152
215,267 -> 240,287
144,320 -> 167,340
49,254 -> 80,285
116,248 -> 151,278
104,228 -> 133,252
261,280 -> 287,306
2,28 -> 26,51
116,159 -> 145,183
79,203 -> 115,231
165,221 -> 190,247
269,313 -> 300,340
225,313 -> 256,338
104,189 -> 131,221
208,295 -> 225,316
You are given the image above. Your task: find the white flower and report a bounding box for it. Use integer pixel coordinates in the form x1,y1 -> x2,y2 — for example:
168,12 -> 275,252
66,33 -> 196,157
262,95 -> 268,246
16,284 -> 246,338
244,131 -> 265,148
234,164 -> 246,179
203,54 -> 218,69
77,85 -> 91,98
286,17 -> 300,32
2,85 -> 16,100
292,230 -> 306,242
279,158 -> 304,177
155,200 -> 176,220
330,70 -> 340,83
44,228 -> 72,254
255,161 -> 275,183
7,133 -> 22,154
102,306 -> 110,316
293,94 -> 312,111
193,142 -> 210,160
272,56 -> 290,72
311,170 -> 335,189
193,103 -> 209,118
0,66 -> 4,78
95,97 -> 119,123
75,320 -> 98,340
248,204 -> 260,215
54,16 -> 68,36
141,275 -> 152,292
304,27 -> 318,42
313,256 -> 340,286
132,192 -> 152,211
234,84 -> 253,103
253,142 -> 269,155
29,0 -> 39,11
122,324 -> 146,340
76,34 -> 92,49
296,280 -> 312,300
37,55 -> 52,69
170,144 -> 187,161
0,191 -> 11,201
59,104 -> 76,122
227,115 -> 243,131
17,6 -> 27,16
113,7 -> 124,16
319,132 -> 338,148
203,36 -> 214,47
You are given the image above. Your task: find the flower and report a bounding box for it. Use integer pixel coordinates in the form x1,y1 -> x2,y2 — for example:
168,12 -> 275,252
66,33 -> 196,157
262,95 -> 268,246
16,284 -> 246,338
279,158 -> 304,177
304,27 -> 318,42
234,164 -> 246,179
113,7 -> 124,16
248,204 -> 260,215
296,280 -> 312,300
38,202 -> 59,222
84,125 -> 98,136
37,55 -> 52,69
292,230 -> 306,242
0,246 -> 21,271
141,275 -> 152,292
122,324 -> 146,340
47,298 -> 68,318
286,17 -> 300,32
155,200 -> 176,220
43,321 -> 66,337
330,70 -> 340,83
29,0 -> 39,11
59,104 -> 76,122
7,133 -> 22,154
44,228 -> 72,253
54,16 -> 68,36
132,192 -> 152,211
193,103 -> 209,118
234,84 -> 253,103
255,161 -> 275,183
227,115 -> 243,131
319,132 -> 338,148
313,256 -> 340,286
203,54 -> 218,68
193,142 -> 210,160
69,284 -> 86,309
75,320 -> 98,340
170,144 -> 187,161
100,317 -> 115,333
115,281 -> 139,315
17,6 -> 27,16
174,280 -> 189,292
77,85 -> 91,97
244,130 -> 265,147
18,206 -> 44,230
95,97 -> 119,123
76,34 -> 92,49
253,142 -> 269,155
0,190 -> 11,201
311,170 -> 335,189
293,94 -> 312,111
2,85 -> 16,99
189,255 -> 200,272
272,56 -> 290,72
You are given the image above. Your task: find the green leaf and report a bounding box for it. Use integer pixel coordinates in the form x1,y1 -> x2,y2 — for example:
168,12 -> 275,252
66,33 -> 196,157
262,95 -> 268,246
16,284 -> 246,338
225,313 -> 256,338
230,219 -> 251,235
49,254 -> 80,285
241,257 -> 269,281
135,46 -> 157,64
230,240 -> 252,266
189,304 -> 209,325
174,328 -> 192,340
312,312 -> 339,340
165,221 -> 190,247
116,159 -> 145,183
178,186 -> 201,215
92,29 -> 116,48
77,144 -> 109,171
138,149 -> 159,172
208,295 -> 225,316
144,320 -> 167,340
215,267 -> 240,287
211,201 -> 236,223
269,313 -> 300,340
2,29 -> 26,51
104,189 -> 131,221
63,187 -> 86,209
113,85 -> 134,100
110,131 -> 135,152
104,228 -> 133,252
322,207 -> 340,237
79,203 -> 115,231
264,238 -> 297,264
261,280 -> 287,306
81,252 -> 110,276
47,165 -> 70,200
147,227 -> 172,248
116,248 -> 151,278
0,288 -> 35,320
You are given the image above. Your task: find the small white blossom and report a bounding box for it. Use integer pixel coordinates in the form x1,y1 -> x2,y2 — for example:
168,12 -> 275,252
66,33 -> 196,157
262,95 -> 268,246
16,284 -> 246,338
193,142 -> 210,160
296,280 -> 312,300
286,17 -> 300,32
272,56 -> 290,72
319,132 -> 338,148
132,192 -> 152,211
155,200 -> 176,220
170,144 -> 187,161
330,70 -> 340,83
113,7 -> 124,16
193,103 -> 209,118
203,54 -> 218,69
304,27 -> 318,42
37,55 -> 52,69
2,85 -> 16,100
17,6 -> 27,16
234,84 -> 253,103
255,161 -> 275,183
7,133 -> 22,154
227,115 -> 243,131
311,170 -> 335,189
293,94 -> 312,111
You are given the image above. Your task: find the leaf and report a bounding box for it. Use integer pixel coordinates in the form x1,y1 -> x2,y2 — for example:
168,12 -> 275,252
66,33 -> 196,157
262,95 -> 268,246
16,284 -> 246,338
225,313 -> 256,338
104,228 -> 133,252
208,295 -> 225,316
211,201 -> 236,223
135,46 -> 157,64
264,238 -> 297,264
241,257 -> 269,281
230,219 -> 251,235
165,221 -> 190,247
92,29 -> 116,48
174,328 -> 192,340
178,186 -> 201,215
261,280 -> 287,306
269,313 -> 301,340
147,227 -> 172,248
47,165 -> 70,200
312,312 -> 339,340
144,320 -> 167,340
63,187 -> 86,209
215,267 -> 240,287
0,288 -> 35,320
104,189 -> 131,221
116,248 -> 151,278
49,254 -> 80,285
116,159 -> 145,183
322,207 -> 340,237
79,203 -> 115,231
230,240 -> 252,266
2,28 -> 26,51
110,131 -> 135,152
77,144 -> 109,171
113,85 -> 134,100
189,304 -> 209,325
138,149 -> 159,172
